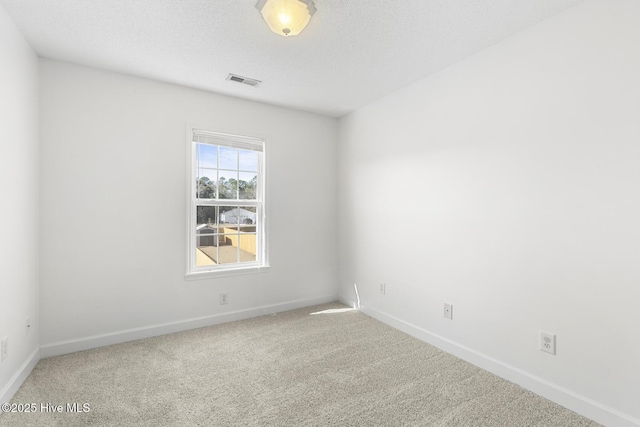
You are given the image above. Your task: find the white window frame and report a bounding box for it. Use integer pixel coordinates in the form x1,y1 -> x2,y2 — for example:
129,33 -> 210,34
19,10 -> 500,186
185,126 -> 269,279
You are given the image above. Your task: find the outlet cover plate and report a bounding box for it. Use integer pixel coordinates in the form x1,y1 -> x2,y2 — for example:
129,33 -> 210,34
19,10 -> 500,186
219,292 -> 229,305
444,303 -> 453,320
540,331 -> 556,355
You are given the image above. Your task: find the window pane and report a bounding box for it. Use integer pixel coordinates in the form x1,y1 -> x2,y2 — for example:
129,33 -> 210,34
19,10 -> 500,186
218,206 -> 233,225
197,232 -> 217,248
196,206 -> 219,267
242,206 -> 257,225
219,206 -> 256,225
239,149 -> 258,172
217,235 -> 239,264
239,172 -> 257,200
197,144 -> 217,169
196,206 -> 218,227
239,234 -> 257,262
197,237 -> 220,266
213,231 -> 256,264
218,170 -> 238,199
196,170 -> 216,199
219,146 -> 238,170
196,246 -> 217,267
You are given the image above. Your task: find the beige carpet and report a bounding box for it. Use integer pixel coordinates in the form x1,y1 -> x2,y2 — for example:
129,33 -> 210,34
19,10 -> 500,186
1,302 -> 600,426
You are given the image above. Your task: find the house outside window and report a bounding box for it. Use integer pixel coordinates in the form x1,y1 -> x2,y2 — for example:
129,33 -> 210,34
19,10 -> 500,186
186,127 -> 267,278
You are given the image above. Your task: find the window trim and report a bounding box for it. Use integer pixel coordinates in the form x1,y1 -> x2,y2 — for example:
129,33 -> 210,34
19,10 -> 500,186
185,125 -> 269,280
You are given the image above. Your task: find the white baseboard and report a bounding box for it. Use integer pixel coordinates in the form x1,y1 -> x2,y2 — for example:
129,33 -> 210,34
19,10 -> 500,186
0,347 -> 40,404
359,304 -> 640,427
41,295 -> 338,358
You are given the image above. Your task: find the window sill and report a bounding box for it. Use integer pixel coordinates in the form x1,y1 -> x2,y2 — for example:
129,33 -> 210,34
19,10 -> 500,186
184,264 -> 270,281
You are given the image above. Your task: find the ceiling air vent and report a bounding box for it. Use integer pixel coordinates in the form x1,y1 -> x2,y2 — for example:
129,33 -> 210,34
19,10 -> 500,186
227,73 -> 261,87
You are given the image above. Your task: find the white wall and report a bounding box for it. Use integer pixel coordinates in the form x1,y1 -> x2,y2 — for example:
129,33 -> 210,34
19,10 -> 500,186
0,4 -> 40,402
338,0 -> 640,425
39,60 -> 338,352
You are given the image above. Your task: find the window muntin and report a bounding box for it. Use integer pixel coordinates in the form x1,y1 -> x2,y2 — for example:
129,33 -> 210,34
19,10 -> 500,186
188,129 -> 265,275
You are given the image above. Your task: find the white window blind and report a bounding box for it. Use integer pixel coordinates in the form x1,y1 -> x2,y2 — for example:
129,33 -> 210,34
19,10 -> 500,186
192,129 -> 264,152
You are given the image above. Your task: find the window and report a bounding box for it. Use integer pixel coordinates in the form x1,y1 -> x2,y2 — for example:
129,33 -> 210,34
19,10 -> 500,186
186,128 -> 267,277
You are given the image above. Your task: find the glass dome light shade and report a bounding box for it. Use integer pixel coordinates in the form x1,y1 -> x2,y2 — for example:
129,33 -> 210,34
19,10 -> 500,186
256,0 -> 317,37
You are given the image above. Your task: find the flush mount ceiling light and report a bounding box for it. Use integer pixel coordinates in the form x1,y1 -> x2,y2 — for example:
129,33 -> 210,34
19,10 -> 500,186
255,0 -> 317,37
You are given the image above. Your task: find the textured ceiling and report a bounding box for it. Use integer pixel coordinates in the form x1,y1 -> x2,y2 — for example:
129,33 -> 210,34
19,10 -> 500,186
1,0 -> 582,117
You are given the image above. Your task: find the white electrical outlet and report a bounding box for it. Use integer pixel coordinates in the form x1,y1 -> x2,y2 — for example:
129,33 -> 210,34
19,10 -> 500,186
1,337 -> 8,362
219,292 -> 229,305
444,303 -> 453,320
540,331 -> 556,355
379,283 -> 386,295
